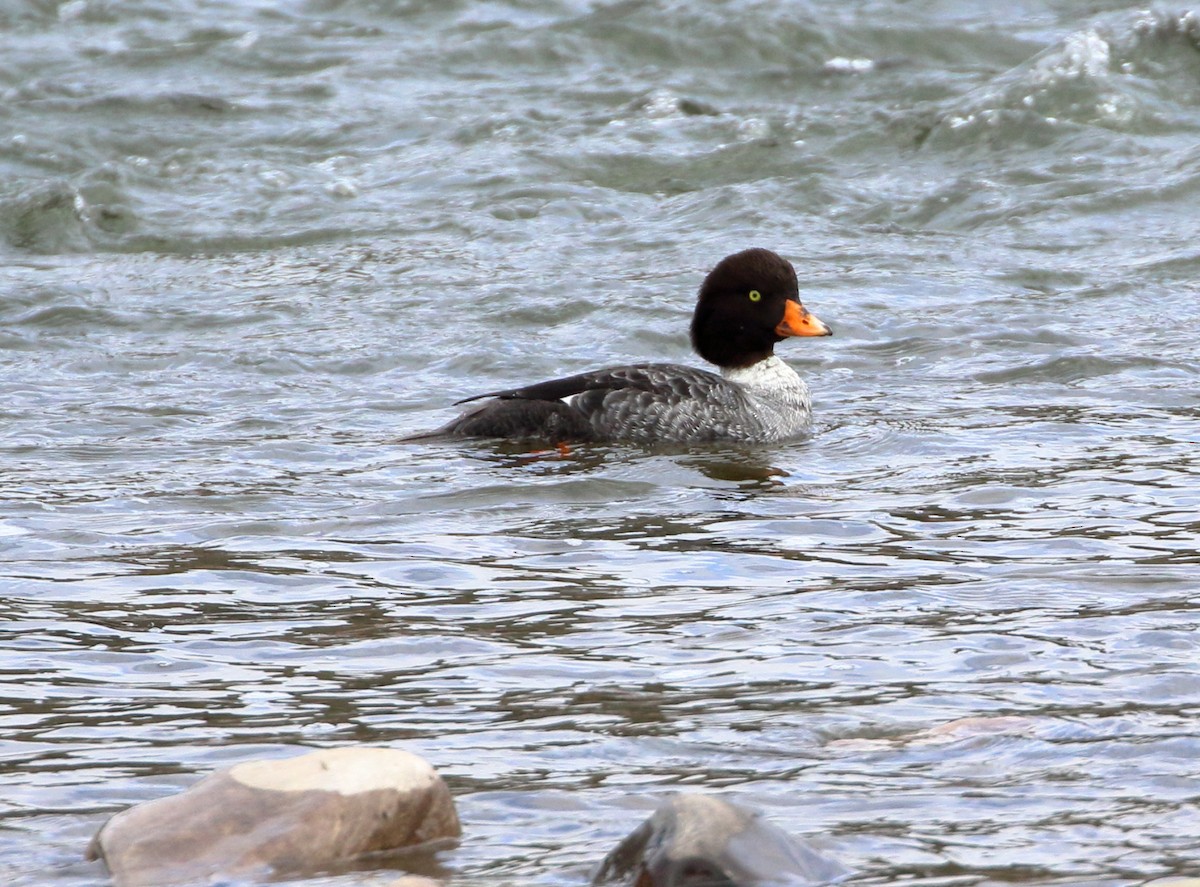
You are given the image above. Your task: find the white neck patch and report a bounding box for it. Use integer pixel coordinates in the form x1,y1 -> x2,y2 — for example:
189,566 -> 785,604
721,355 -> 803,391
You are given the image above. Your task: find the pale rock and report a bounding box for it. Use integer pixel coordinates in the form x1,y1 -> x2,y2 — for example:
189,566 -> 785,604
87,747 -> 460,887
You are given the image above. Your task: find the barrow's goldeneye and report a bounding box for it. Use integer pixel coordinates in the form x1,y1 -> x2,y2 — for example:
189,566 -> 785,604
410,248 -> 831,444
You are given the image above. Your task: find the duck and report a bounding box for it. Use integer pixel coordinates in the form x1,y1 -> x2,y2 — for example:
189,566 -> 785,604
409,248 -> 831,444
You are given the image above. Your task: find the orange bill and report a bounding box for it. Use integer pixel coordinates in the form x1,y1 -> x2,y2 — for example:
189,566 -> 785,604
776,300 -> 832,337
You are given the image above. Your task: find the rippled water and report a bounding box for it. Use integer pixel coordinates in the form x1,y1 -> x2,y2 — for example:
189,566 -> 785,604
3,2 -> 1200,885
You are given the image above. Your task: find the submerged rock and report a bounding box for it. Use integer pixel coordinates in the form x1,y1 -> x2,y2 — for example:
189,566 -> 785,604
592,793 -> 848,887
826,715 -> 1040,752
87,747 -> 460,887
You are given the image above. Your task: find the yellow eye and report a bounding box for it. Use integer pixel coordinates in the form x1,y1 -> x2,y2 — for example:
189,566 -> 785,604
748,290 -> 762,302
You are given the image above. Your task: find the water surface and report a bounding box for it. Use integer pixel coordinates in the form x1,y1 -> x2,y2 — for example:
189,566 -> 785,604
2,2 -> 1199,885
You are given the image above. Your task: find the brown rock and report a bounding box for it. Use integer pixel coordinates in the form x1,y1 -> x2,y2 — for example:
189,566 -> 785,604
592,793 -> 848,887
87,747 -> 460,887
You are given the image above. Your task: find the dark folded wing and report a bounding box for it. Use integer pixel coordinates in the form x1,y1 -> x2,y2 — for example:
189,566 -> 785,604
455,363 -> 728,405
433,397 -> 597,441
453,363 -> 753,442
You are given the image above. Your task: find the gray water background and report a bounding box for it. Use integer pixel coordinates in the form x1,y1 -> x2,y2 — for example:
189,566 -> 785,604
2,1 -> 1199,885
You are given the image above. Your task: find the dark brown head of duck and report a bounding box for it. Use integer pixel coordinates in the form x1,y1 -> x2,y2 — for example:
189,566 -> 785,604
689,248 -> 831,369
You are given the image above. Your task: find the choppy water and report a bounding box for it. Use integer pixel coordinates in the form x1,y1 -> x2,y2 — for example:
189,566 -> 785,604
3,2 -> 1200,885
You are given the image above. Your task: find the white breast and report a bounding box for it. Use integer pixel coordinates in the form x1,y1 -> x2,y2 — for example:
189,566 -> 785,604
720,356 -> 813,440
